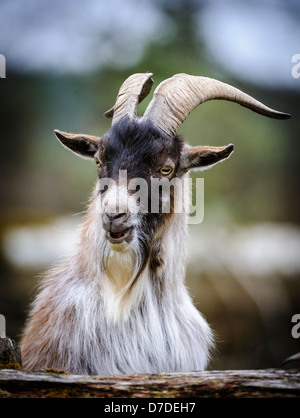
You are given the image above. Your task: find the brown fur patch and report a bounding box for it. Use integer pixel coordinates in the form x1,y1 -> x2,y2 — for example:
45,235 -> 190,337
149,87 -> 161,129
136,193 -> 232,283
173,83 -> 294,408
149,241 -> 165,272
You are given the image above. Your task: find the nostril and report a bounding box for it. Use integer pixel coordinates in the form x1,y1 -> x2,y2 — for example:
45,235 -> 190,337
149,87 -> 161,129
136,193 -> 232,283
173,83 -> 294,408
105,212 -> 127,222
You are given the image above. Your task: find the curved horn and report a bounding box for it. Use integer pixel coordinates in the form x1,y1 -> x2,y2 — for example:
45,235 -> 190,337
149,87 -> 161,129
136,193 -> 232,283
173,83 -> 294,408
143,73 -> 291,136
104,73 -> 154,125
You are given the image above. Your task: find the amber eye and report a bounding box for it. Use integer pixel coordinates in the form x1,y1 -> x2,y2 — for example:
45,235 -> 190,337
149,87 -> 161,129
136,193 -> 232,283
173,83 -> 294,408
95,159 -> 101,167
160,167 -> 173,176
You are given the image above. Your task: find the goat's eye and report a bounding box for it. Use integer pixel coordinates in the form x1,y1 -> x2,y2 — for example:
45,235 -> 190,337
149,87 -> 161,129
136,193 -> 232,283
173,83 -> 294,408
95,159 -> 101,167
160,167 -> 173,176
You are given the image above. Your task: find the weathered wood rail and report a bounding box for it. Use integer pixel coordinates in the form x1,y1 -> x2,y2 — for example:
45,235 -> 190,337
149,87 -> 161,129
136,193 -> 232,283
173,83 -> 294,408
0,337 -> 299,398
0,368 -> 299,398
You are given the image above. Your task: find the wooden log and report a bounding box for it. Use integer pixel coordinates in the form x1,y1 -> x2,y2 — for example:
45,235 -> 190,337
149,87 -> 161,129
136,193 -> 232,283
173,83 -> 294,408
0,368 -> 299,398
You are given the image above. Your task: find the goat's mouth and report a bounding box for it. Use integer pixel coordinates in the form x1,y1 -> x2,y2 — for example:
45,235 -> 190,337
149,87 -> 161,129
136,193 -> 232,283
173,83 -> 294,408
106,226 -> 133,244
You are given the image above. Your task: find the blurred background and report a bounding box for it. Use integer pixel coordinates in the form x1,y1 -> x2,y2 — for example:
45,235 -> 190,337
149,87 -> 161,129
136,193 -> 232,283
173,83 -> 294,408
0,0 -> 299,370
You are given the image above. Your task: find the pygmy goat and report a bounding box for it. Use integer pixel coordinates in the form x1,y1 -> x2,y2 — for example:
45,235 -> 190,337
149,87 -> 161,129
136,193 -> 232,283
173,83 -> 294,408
21,73 -> 290,375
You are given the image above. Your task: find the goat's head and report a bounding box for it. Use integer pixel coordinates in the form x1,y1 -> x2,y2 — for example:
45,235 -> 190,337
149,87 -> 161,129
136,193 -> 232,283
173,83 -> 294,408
54,73 -> 290,283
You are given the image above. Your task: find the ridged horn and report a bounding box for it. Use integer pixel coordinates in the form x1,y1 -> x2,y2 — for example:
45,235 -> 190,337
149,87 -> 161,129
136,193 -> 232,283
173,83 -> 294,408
143,73 -> 291,136
104,73 -> 154,125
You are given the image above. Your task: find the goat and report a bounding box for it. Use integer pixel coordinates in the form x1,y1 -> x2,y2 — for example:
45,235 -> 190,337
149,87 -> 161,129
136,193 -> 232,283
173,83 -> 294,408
20,73 -> 290,375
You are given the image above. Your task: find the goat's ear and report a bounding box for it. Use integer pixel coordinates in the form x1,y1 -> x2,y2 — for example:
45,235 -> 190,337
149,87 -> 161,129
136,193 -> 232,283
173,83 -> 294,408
54,129 -> 100,159
181,143 -> 234,171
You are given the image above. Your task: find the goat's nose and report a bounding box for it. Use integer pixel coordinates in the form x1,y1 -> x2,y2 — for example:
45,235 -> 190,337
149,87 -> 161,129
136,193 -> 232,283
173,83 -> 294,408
102,211 -> 130,232
104,212 -> 127,222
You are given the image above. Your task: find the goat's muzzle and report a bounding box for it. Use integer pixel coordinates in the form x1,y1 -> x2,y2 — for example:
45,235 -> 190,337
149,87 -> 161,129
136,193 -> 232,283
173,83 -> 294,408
102,212 -> 134,245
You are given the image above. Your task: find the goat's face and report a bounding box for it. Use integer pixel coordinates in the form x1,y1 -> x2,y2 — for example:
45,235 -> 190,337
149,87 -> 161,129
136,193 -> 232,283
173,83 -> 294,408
55,118 -> 233,259
96,119 -> 184,249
